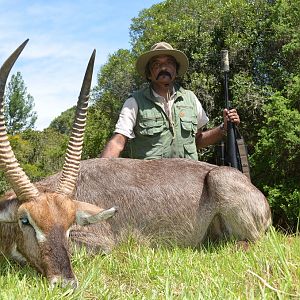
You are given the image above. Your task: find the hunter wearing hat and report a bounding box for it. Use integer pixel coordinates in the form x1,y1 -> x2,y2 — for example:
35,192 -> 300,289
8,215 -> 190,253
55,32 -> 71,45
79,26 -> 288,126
100,42 -> 240,159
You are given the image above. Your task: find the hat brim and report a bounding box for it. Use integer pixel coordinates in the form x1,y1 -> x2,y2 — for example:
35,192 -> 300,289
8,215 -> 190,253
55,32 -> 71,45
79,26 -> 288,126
136,49 -> 189,78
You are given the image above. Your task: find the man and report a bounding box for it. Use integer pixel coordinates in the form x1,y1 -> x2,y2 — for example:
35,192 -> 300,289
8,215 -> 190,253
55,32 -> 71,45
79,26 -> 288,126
100,42 -> 240,159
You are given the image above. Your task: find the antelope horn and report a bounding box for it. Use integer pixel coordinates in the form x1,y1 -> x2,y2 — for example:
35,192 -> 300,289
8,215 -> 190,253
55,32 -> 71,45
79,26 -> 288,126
0,39 -> 39,201
56,50 -> 96,195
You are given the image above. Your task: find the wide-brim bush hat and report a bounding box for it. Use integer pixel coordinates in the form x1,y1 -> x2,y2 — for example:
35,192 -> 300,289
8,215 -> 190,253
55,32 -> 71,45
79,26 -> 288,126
136,42 -> 189,78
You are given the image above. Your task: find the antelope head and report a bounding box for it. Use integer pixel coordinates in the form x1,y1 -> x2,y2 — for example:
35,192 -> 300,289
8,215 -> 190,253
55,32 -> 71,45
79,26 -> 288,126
0,40 -> 116,288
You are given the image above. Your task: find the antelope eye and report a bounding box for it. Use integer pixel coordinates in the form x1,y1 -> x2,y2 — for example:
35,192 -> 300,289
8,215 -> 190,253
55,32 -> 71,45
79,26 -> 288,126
20,217 -> 30,225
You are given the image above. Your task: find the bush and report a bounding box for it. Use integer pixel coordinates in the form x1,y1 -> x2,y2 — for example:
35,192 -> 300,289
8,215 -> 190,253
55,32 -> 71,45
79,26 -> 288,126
251,93 -> 300,230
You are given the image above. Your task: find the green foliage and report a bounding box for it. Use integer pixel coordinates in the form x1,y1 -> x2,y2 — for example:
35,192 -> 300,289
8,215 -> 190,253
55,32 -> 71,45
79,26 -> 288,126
20,128 -> 68,178
95,49 -> 138,101
268,0 -> 300,82
251,93 -> 300,229
4,72 -> 37,134
0,134 -> 35,195
0,128 -> 68,195
83,98 -> 117,159
264,185 -> 300,231
285,74 -> 300,110
0,173 -> 10,195
230,72 -> 272,153
49,106 -> 75,134
252,94 -> 300,183
83,49 -> 137,157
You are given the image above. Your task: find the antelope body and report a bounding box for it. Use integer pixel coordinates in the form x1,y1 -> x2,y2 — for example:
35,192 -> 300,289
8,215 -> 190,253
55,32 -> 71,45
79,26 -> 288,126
0,41 -> 272,288
41,157 -> 271,248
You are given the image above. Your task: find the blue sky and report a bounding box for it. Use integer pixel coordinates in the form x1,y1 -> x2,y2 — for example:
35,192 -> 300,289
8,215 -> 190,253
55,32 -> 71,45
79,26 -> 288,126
0,0 -> 161,130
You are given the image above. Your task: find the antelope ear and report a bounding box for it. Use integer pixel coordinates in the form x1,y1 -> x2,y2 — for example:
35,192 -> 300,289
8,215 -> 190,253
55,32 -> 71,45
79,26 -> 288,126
0,198 -> 18,223
74,200 -> 117,226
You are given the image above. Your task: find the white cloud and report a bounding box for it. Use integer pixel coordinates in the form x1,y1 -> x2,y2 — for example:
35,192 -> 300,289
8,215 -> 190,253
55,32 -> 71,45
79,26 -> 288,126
0,0 -> 161,129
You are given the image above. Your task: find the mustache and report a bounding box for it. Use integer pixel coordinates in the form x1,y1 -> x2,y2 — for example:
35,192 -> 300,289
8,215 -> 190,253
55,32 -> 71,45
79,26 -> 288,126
156,70 -> 172,80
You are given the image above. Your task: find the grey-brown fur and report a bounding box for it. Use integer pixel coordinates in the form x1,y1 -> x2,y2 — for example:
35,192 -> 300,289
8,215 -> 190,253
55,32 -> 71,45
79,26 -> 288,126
37,157 -> 272,252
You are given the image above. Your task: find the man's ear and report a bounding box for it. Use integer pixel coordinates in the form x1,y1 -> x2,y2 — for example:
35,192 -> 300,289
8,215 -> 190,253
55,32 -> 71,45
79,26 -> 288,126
0,198 -> 19,223
74,200 -> 117,226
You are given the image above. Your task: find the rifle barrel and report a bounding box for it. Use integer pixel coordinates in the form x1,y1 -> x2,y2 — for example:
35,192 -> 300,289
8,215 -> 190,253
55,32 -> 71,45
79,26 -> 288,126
221,49 -> 240,170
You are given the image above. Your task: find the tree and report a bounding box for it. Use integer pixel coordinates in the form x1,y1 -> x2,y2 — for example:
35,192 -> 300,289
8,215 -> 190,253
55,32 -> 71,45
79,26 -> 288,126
20,128 -> 68,177
83,49 -> 137,158
4,72 -> 37,134
0,128 -> 68,195
49,106 -> 75,135
251,93 -> 300,229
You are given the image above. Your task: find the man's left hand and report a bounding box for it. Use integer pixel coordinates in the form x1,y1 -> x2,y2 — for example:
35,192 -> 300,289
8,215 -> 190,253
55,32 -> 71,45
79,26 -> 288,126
223,108 -> 240,130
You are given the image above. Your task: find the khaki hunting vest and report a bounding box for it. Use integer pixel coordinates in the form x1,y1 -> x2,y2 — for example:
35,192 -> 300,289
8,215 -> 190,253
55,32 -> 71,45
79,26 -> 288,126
129,85 -> 198,160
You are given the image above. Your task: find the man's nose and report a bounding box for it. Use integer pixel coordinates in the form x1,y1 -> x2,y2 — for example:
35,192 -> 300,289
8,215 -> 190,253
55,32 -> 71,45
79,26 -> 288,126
160,63 -> 168,70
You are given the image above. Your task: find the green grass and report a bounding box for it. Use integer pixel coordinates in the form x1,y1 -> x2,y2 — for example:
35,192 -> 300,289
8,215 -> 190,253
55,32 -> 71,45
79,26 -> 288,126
1,227 -> 300,299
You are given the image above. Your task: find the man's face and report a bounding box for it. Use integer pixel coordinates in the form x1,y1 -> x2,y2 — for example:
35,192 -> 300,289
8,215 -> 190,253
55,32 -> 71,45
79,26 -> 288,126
147,55 -> 177,86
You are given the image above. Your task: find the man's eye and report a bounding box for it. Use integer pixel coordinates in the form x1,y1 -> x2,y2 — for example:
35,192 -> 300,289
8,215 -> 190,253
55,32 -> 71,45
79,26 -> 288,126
151,63 -> 160,69
167,60 -> 176,66
19,217 -> 30,225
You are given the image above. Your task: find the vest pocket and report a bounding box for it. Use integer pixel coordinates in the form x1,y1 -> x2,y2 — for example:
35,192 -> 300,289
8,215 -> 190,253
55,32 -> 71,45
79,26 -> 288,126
178,104 -> 198,136
180,117 -> 198,136
183,143 -> 198,159
138,118 -> 165,136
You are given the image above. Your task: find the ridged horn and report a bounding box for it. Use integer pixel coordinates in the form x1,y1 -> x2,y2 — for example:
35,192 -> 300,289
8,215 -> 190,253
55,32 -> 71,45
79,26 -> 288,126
0,39 -> 39,201
56,50 -> 96,195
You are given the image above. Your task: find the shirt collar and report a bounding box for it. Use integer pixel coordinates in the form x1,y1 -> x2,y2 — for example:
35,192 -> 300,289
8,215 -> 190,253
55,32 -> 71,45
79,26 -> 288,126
151,87 -> 176,100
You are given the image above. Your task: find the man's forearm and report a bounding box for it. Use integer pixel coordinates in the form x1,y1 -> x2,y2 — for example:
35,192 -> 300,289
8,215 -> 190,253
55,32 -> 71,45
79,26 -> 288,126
100,133 -> 127,158
196,126 -> 226,149
100,143 -> 122,158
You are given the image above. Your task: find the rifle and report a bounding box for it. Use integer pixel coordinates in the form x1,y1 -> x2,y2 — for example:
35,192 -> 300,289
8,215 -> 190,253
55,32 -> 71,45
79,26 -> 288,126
219,50 -> 251,179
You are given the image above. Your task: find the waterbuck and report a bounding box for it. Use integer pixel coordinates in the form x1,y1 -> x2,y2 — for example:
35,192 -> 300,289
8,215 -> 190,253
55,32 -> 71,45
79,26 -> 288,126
0,41 -> 272,288
0,40 -> 117,288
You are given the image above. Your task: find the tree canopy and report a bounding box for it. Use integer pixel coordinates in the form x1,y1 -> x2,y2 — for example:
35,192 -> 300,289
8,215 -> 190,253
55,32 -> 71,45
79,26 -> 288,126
4,72 -> 37,134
